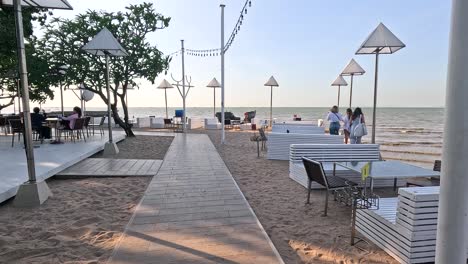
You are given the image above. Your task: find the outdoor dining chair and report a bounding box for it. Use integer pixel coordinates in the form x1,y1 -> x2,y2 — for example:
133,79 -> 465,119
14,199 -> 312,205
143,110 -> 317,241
8,119 -> 23,147
88,116 -> 105,136
0,117 -> 7,136
302,157 -> 357,216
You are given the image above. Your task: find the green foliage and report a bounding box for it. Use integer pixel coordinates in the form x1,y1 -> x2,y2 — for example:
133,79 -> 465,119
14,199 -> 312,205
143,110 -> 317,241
0,7 -> 54,110
36,2 -> 171,136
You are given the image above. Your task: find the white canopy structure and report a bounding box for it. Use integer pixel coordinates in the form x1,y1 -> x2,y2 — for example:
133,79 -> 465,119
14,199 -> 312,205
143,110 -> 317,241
341,59 -> 365,108
264,76 -> 279,127
3,0 -> 73,207
331,75 -> 348,109
356,23 -> 405,143
206,78 -> 221,116
83,27 -> 128,155
157,79 -> 174,118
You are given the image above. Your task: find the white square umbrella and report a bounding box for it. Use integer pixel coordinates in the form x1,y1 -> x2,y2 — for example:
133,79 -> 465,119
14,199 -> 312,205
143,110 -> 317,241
264,76 -> 279,127
331,75 -> 348,109
206,78 -> 221,117
157,79 -> 174,118
340,59 -> 365,108
356,23 -> 405,143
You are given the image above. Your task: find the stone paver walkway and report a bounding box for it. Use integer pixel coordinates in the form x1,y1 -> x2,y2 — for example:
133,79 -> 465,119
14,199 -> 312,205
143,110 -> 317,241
55,158 -> 162,178
109,134 -> 283,264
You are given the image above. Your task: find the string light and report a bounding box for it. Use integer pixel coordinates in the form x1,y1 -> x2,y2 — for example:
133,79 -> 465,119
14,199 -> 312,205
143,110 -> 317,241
224,0 -> 252,53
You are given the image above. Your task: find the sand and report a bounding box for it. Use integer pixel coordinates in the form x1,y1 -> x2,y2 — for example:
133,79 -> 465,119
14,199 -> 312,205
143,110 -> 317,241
204,130 -> 398,264
0,135 -> 173,264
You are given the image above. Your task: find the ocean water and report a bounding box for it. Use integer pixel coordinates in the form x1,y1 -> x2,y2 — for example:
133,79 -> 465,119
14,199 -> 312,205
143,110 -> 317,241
44,106 -> 444,168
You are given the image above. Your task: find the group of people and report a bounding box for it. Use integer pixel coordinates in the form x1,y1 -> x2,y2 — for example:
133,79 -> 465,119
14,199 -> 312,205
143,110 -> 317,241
326,106 -> 366,144
30,106 -> 83,140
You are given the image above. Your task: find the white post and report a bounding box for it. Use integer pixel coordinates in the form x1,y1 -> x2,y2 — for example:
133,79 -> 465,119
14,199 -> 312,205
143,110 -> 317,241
371,53 -> 379,144
220,4 -> 226,143
59,80 -> 64,116
105,54 -> 113,143
337,85 -> 341,109
349,74 -> 354,108
270,86 -> 273,127
213,89 -> 216,117
14,0 -> 36,182
436,0 -> 468,262
164,88 -> 168,119
181,40 -> 186,132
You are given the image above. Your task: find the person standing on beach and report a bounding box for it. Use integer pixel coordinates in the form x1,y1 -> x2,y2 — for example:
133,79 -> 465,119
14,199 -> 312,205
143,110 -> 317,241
350,107 -> 366,144
343,108 -> 353,144
326,105 -> 342,135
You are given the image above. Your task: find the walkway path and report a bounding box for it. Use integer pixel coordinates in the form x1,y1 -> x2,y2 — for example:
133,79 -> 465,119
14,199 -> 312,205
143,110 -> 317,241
109,133 -> 283,264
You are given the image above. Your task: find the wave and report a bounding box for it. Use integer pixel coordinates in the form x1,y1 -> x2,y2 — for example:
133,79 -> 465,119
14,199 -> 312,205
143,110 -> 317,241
381,149 -> 441,156
382,157 -> 433,164
381,142 -> 443,147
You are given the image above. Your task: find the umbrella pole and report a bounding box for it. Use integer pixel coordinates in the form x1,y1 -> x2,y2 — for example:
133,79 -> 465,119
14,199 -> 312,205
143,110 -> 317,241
349,74 -> 354,108
165,88 -> 168,119
371,52 -> 379,144
270,86 -> 273,127
214,89 -> 216,117
337,85 -> 341,108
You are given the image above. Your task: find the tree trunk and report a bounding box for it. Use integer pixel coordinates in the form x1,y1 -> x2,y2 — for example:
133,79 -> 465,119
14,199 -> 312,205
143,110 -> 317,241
110,103 -> 135,137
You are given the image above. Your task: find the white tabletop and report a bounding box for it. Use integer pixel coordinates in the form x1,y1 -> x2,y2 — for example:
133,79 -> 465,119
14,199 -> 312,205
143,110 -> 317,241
336,160 -> 440,179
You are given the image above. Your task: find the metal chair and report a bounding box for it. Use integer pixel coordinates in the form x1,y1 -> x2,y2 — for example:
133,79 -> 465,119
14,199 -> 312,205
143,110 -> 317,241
250,128 -> 268,157
83,116 -> 91,137
302,157 -> 357,216
8,119 -> 23,147
88,116 -> 105,136
70,118 -> 86,143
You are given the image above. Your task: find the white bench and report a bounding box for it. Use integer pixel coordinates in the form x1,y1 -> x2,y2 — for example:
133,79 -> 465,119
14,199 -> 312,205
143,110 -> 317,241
272,123 -> 324,134
267,133 -> 343,160
356,187 -> 468,264
150,117 -> 165,129
204,118 -> 221,130
289,144 -> 405,189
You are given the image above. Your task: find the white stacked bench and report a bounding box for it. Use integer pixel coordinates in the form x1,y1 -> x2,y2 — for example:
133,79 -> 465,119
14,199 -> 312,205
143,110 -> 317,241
272,123 -> 324,134
267,133 -> 343,160
289,144 -> 406,189
355,187 -> 468,263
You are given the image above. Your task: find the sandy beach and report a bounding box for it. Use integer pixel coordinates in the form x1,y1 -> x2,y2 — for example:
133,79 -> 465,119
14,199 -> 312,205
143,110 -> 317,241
204,130 -> 398,264
0,135 -> 173,264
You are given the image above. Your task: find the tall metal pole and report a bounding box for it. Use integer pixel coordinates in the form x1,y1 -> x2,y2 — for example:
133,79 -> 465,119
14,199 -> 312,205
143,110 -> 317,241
349,74 -> 354,108
164,88 -> 168,119
213,89 -> 216,117
13,0 -> 36,182
337,85 -> 341,108
181,40 -> 186,132
270,86 -> 273,127
371,53 -> 379,144
105,54 -> 113,143
17,78 -> 22,113
436,0 -> 468,262
59,80 -> 64,116
220,4 -> 226,143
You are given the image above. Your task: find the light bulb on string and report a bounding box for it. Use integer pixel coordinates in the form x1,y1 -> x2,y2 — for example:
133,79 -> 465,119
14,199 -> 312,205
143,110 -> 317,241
245,8 -> 247,14
249,1 -> 251,7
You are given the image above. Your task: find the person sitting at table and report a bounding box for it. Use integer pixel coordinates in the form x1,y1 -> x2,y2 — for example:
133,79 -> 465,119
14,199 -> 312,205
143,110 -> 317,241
31,107 -> 51,139
60,106 -> 82,129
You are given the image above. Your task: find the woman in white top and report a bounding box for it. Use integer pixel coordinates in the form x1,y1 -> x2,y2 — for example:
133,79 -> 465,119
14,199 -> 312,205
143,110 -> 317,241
342,108 -> 353,144
326,105 -> 342,135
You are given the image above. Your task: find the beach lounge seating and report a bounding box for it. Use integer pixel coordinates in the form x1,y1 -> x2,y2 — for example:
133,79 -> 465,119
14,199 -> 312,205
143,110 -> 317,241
250,128 -> 268,157
204,118 -> 222,130
150,117 -> 165,129
355,186 -> 468,264
302,157 -> 357,216
267,132 -> 343,160
133,117 -> 151,128
272,123 -> 324,134
289,144 -> 405,189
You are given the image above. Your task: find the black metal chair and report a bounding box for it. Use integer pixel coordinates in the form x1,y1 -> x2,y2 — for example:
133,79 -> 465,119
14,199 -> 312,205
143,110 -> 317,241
70,118 -> 86,143
83,116 -> 91,137
88,116 -> 105,136
302,157 -> 357,216
250,128 -> 268,157
8,119 -> 23,147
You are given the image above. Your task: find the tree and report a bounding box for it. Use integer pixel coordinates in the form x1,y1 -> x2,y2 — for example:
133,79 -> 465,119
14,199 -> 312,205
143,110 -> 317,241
36,2 -> 171,136
0,7 -> 54,112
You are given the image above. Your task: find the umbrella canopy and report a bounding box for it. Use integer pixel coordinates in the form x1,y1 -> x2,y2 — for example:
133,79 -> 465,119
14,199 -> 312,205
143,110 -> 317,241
206,78 -> 221,88
264,76 -> 279,87
206,78 -> 221,116
157,79 -> 174,89
341,59 -> 365,76
82,28 -> 128,57
331,75 -> 348,86
356,23 -> 406,54
0,0 -> 72,9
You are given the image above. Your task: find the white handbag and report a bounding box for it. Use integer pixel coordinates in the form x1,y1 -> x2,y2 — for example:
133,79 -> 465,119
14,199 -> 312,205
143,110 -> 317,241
352,115 -> 367,137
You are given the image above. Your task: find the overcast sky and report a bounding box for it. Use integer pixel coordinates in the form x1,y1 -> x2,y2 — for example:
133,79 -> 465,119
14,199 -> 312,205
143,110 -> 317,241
31,0 -> 451,109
